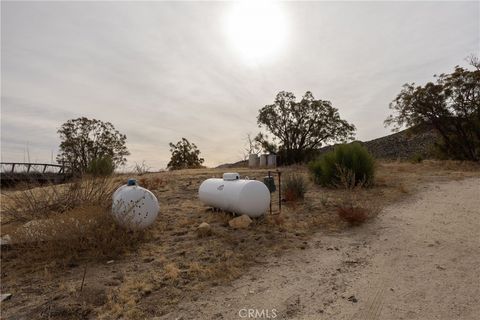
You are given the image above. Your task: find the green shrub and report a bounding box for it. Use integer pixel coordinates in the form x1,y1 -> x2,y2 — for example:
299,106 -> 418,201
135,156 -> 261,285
282,174 -> 307,202
309,142 -> 375,188
308,160 -> 323,185
410,153 -> 424,163
86,156 -> 115,176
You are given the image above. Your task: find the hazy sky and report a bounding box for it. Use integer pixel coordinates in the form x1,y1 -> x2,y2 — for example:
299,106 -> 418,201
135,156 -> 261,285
1,1 -> 479,169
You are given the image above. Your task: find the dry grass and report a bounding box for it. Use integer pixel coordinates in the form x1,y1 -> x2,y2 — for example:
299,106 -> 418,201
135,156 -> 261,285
1,176 -> 119,223
1,176 -> 147,268
138,176 -> 167,191
282,173 -> 308,202
164,262 -> 181,280
1,160 -> 479,319
1,207 -> 148,273
332,167 -> 381,225
337,206 -> 369,225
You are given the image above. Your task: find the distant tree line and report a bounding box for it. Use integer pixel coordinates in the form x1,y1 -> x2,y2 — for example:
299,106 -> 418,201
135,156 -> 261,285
56,56 -> 479,175
55,118 -> 205,174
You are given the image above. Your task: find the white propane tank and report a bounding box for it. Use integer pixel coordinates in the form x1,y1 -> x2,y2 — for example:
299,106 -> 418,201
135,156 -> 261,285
198,173 -> 270,217
112,179 -> 159,230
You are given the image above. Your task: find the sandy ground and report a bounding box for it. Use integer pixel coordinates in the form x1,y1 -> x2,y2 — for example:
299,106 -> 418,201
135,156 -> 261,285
159,178 -> 480,320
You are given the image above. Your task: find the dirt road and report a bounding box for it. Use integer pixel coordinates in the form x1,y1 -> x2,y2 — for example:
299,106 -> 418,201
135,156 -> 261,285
159,178 -> 480,320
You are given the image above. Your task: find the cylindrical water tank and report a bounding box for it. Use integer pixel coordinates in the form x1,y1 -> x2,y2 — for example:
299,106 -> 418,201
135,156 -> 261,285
248,154 -> 259,167
259,154 -> 268,167
112,179 -> 159,230
267,154 -> 277,167
198,174 -> 270,217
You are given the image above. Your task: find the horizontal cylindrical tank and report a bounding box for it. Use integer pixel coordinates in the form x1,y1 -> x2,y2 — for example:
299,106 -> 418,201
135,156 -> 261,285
198,174 -> 270,217
267,154 -> 277,167
112,179 -> 159,230
259,154 -> 268,167
248,154 -> 259,167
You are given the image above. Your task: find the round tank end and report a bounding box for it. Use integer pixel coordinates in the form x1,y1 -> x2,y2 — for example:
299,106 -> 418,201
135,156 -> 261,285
237,180 -> 270,217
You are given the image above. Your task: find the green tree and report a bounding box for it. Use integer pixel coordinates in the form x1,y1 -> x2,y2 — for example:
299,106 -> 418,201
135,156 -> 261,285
85,156 -> 115,176
241,132 -> 278,160
254,132 -> 278,154
57,117 -> 129,174
385,60 -> 480,161
257,91 -> 355,164
167,138 -> 204,170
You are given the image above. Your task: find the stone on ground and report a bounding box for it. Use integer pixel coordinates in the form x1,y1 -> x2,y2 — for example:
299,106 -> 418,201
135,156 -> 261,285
197,222 -> 212,236
228,215 -> 252,229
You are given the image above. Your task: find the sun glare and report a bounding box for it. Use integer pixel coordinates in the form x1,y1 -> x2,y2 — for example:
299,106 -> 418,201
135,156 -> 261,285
224,1 -> 288,64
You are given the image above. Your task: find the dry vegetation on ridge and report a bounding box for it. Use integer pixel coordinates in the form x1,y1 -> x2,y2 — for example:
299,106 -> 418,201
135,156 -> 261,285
1,160 -> 479,319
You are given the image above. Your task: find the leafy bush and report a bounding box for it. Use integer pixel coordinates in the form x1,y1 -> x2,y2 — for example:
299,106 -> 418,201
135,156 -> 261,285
309,142 -> 375,187
86,156 -> 115,176
282,174 -> 307,202
410,153 -> 424,163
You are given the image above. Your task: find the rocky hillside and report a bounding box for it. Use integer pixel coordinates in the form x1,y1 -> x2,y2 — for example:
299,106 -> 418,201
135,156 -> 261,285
216,159 -> 248,169
364,126 -> 438,159
217,126 -> 439,168
318,125 -> 438,160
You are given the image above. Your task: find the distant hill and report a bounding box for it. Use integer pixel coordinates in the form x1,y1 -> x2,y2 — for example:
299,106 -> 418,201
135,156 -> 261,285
318,125 -> 439,160
216,159 -> 248,169
216,125 -> 439,168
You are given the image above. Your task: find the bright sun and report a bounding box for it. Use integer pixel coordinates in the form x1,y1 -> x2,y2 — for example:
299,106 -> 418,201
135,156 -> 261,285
224,1 -> 288,64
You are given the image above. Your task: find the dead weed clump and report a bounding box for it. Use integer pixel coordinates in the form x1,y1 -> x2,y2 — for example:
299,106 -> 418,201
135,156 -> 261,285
335,168 -> 379,226
1,176 -> 147,267
103,276 -> 156,320
336,205 -> 369,225
137,176 -> 167,191
164,262 -> 181,280
282,173 -> 307,202
2,176 -> 119,223
3,206 -> 147,269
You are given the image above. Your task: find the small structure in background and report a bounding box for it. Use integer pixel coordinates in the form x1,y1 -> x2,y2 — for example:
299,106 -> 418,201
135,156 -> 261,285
248,153 -> 277,168
0,162 -> 71,187
259,154 -> 268,167
198,173 -> 270,217
248,154 -> 259,167
112,179 -> 159,230
267,154 -> 277,167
